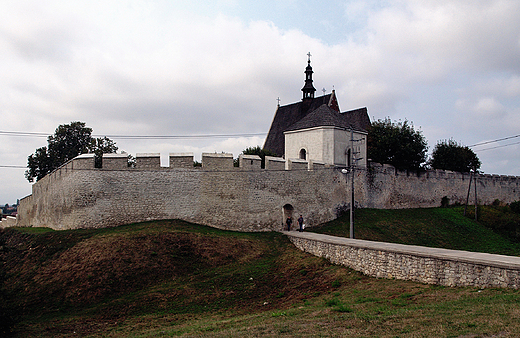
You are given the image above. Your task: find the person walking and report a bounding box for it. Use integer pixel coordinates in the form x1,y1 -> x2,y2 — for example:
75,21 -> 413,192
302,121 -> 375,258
297,215 -> 304,232
286,216 -> 293,231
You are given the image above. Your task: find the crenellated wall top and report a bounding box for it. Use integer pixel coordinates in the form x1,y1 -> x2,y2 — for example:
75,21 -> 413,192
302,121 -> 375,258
33,153 -> 520,186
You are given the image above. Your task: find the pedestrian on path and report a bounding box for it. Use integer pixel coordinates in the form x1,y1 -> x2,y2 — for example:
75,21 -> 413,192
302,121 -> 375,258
298,215 -> 304,232
286,216 -> 293,231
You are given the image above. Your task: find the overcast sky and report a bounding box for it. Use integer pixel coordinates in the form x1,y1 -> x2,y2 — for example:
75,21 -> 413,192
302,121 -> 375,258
1,0 -> 520,204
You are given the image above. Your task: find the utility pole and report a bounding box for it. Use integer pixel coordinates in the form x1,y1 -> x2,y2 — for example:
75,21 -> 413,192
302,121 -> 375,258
474,169 -> 478,221
342,129 -> 363,239
350,129 -> 355,239
464,170 -> 473,216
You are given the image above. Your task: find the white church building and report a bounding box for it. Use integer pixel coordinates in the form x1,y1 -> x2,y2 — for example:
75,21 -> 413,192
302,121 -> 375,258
263,55 -> 370,168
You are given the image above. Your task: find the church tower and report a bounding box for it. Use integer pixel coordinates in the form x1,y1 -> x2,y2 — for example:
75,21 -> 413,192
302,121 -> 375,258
301,52 -> 316,100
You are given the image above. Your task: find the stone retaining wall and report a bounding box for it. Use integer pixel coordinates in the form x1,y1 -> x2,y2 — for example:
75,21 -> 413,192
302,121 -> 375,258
287,232 -> 520,288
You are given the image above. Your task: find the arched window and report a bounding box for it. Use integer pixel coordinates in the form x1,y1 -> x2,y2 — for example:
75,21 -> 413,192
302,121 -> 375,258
299,149 -> 307,160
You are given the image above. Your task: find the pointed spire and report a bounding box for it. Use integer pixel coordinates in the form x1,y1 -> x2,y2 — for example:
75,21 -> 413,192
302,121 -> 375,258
301,52 -> 316,101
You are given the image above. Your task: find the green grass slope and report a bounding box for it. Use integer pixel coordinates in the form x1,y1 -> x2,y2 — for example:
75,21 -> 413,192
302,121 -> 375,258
312,207 -> 520,256
1,208 -> 520,337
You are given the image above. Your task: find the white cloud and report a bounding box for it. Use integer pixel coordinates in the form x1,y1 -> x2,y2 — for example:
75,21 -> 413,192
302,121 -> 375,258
1,0 -> 520,201
473,97 -> 506,117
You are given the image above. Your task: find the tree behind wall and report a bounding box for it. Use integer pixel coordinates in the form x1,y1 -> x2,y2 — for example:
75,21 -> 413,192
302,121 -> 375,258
235,146 -> 276,168
429,139 -> 481,173
47,122 -> 93,167
25,122 -> 118,182
367,118 -> 428,171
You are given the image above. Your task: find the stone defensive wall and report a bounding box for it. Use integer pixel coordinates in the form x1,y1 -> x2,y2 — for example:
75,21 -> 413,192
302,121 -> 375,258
15,153 -> 348,231
13,152 -> 520,231
358,163 -> 520,209
287,232 -> 520,288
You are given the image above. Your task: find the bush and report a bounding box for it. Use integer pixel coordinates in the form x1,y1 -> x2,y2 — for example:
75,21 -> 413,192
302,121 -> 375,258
510,201 -> 520,214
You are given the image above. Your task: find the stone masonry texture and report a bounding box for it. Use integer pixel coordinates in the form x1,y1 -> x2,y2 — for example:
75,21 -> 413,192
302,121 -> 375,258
287,232 -> 520,289
16,154 -> 520,231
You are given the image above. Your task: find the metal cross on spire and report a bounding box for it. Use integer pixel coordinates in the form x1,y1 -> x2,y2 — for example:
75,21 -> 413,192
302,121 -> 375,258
276,97 -> 281,106
307,52 -> 312,62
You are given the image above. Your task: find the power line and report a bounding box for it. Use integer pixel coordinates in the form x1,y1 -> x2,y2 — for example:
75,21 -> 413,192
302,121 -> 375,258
0,165 -> 26,169
473,140 -> 520,152
0,130 -> 267,139
469,134 -> 520,148
0,131 -> 48,137
97,133 -> 267,140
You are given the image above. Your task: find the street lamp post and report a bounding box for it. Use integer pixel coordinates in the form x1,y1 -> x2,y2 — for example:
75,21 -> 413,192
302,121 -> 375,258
341,129 -> 358,239
341,168 -> 354,239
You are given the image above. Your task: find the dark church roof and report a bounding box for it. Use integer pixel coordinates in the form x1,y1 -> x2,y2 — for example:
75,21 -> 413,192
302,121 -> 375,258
286,104 -> 370,133
263,94 -> 336,157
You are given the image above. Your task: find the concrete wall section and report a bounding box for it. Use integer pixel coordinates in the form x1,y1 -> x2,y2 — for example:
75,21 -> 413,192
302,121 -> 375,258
287,232 -> 520,288
358,165 -> 520,208
309,160 -> 327,170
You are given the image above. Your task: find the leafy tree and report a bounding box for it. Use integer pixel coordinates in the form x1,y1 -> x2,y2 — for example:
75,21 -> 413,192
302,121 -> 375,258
47,122 -> 93,167
429,139 -> 480,173
25,146 -> 52,182
367,118 -> 428,171
25,122 -> 118,182
91,136 -> 118,168
235,146 -> 276,168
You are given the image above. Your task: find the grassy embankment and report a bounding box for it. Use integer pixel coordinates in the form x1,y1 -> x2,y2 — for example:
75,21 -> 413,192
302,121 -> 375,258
1,206 -> 520,337
312,206 -> 520,256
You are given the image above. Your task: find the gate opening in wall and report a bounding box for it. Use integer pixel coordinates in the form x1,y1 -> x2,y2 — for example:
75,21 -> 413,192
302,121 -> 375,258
282,204 -> 294,230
